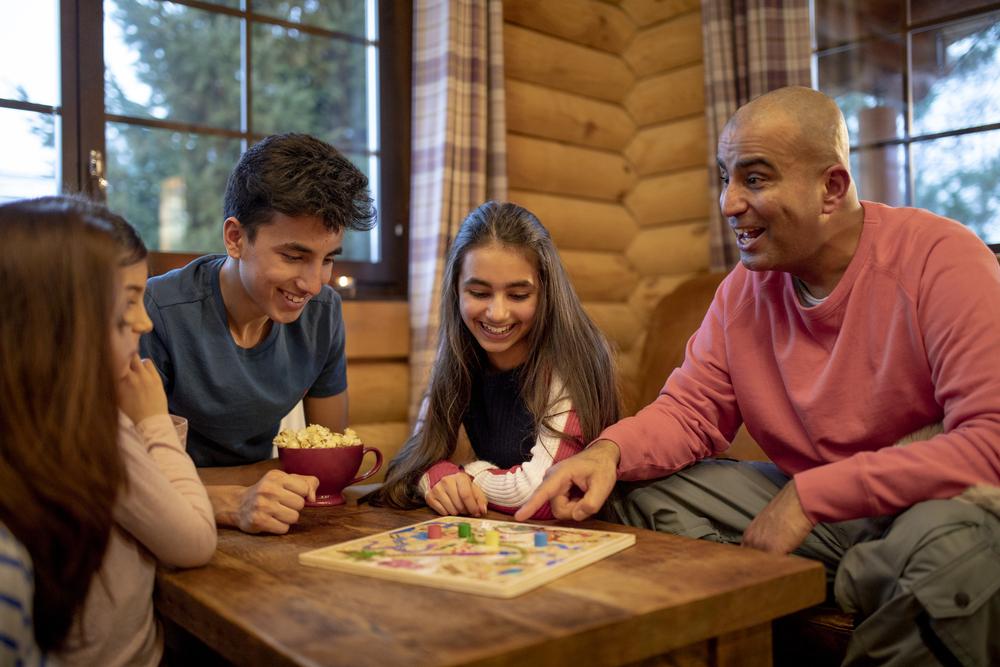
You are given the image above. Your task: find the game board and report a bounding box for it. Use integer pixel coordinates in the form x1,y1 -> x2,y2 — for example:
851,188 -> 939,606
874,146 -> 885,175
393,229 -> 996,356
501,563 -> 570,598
298,516 -> 636,598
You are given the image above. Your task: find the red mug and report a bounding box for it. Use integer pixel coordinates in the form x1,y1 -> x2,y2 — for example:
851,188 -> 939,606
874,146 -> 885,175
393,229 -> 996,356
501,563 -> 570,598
278,444 -> 383,506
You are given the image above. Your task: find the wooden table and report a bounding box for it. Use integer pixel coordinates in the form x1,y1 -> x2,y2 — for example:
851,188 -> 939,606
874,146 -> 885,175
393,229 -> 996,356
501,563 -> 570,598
155,505 -> 825,667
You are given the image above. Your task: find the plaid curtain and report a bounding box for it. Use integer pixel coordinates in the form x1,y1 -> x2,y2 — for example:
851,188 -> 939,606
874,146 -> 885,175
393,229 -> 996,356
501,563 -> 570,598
409,0 -> 508,421
702,0 -> 812,271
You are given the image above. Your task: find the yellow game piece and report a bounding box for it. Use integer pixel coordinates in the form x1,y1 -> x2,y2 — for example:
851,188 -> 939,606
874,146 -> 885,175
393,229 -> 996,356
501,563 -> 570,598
485,530 -> 500,548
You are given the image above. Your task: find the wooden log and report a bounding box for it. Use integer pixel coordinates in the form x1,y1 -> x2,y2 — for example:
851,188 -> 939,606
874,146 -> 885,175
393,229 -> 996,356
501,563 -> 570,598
561,250 -> 640,302
620,0 -> 700,26
583,302 -> 643,352
625,63 -> 704,126
346,362 -> 409,424
627,272 -> 699,325
343,301 -> 409,360
505,24 -> 634,103
348,421 -> 411,481
506,80 -> 635,152
504,0 -> 634,54
623,11 -> 703,77
626,116 -> 707,177
508,190 -> 638,252
625,222 -> 710,276
626,167 -> 710,227
508,134 -> 636,201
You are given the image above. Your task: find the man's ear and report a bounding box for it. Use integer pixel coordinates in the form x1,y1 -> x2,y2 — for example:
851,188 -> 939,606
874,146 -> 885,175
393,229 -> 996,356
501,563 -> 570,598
223,217 -> 246,259
821,164 -> 851,214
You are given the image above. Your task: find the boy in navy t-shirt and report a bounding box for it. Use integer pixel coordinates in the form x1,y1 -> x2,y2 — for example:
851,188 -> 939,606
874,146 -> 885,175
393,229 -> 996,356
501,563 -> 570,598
141,133 -> 375,534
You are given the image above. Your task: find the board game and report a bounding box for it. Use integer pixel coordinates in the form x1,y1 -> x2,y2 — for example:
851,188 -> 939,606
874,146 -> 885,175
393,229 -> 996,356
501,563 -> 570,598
298,516 -> 636,598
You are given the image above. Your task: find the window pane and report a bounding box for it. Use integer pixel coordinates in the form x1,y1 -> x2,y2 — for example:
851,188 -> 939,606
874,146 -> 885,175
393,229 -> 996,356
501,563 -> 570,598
253,0 -> 368,38
105,0 -> 242,130
251,24 -> 368,149
815,37 -> 905,144
340,153 -> 377,262
910,0 -> 999,24
854,144 -> 907,206
813,0 -> 903,51
911,12 -> 1000,136
0,2 -> 59,106
106,123 -> 242,252
912,129 -> 1000,246
0,108 -> 59,202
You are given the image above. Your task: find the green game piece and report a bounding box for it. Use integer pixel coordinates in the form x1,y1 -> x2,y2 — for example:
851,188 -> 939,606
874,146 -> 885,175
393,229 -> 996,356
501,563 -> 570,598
458,522 -> 471,538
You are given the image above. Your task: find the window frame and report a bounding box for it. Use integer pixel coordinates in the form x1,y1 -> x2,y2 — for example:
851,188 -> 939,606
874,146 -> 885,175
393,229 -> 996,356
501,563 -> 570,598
811,0 -> 1000,252
48,0 -> 409,298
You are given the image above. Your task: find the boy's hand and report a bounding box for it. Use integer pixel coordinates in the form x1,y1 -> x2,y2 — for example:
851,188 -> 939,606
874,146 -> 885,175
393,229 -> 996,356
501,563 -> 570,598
425,472 -> 487,517
118,354 -> 169,424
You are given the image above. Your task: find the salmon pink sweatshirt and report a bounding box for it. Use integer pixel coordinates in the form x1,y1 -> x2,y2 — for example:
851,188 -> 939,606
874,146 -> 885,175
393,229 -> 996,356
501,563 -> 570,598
602,202 -> 1000,523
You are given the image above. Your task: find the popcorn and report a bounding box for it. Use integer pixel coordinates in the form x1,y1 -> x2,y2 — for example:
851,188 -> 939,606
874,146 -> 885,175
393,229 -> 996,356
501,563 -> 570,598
273,424 -> 362,449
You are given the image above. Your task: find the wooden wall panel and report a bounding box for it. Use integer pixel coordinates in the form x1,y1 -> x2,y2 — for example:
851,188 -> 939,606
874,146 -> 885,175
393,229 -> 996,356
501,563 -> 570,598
343,301 -> 409,360
626,222 -> 710,276
623,12 -> 703,76
346,362 -> 409,425
504,0 -> 634,53
350,422 -> 411,482
508,134 -> 636,201
508,190 -> 637,252
583,302 -> 643,351
625,64 -> 704,126
561,250 -> 640,301
506,80 -> 635,151
626,116 -> 707,176
621,0 -> 700,26
505,24 -> 634,102
626,168 -> 710,226
628,273 -> 699,325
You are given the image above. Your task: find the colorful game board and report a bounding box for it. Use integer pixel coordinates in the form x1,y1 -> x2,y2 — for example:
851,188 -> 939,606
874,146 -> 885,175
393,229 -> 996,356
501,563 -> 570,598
298,516 -> 636,598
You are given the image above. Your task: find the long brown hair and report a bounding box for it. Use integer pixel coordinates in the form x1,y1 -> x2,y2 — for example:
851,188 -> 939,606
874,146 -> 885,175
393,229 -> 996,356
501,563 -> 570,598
0,197 -> 126,652
379,201 -> 621,508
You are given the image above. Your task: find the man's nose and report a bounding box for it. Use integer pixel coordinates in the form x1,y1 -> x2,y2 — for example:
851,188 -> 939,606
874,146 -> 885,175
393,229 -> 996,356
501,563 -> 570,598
720,184 -> 747,218
296,262 -> 325,295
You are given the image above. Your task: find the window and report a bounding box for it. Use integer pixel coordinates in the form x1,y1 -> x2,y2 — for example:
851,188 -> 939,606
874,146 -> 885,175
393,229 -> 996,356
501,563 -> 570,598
813,0 -> 1000,251
0,0 -> 410,297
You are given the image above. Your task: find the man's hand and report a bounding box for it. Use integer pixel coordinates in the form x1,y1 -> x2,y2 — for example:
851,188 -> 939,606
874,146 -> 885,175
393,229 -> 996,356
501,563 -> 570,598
210,469 -> 320,534
118,354 -> 169,425
742,480 -> 814,554
514,439 -> 620,522
424,472 -> 487,517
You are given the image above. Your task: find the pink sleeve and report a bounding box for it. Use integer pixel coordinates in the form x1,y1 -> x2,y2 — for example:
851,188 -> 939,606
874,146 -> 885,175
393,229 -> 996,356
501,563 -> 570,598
114,414 -> 216,567
417,460 -> 463,497
795,234 -> 1000,522
602,277 -> 743,480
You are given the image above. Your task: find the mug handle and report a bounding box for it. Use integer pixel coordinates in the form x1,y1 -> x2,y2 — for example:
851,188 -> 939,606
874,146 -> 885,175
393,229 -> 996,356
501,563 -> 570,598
349,446 -> 383,485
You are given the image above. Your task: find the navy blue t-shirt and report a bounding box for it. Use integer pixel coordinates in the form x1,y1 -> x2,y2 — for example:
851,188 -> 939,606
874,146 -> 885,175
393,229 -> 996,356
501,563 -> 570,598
140,255 -> 348,466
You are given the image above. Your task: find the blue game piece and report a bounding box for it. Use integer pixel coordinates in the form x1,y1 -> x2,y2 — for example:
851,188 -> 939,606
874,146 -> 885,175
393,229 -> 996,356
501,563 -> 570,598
534,531 -> 548,547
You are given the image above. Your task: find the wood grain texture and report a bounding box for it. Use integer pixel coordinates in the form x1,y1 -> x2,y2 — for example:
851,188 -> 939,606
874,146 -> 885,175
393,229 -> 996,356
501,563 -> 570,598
626,116 -> 707,177
562,250 -> 641,301
342,300 -> 408,360
627,273 -> 698,324
620,0 -> 701,26
626,222 -> 710,276
508,190 -> 637,252
505,0 -> 635,53
346,362 -> 409,424
623,12 -> 703,77
506,80 -> 636,151
626,168 -> 710,227
584,301 -> 644,351
157,506 -> 825,666
625,64 -> 704,126
508,134 -> 637,201
505,24 -> 634,102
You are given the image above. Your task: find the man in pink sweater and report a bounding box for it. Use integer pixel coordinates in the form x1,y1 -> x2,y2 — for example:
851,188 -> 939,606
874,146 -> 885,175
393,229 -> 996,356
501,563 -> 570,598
517,86 -> 1000,665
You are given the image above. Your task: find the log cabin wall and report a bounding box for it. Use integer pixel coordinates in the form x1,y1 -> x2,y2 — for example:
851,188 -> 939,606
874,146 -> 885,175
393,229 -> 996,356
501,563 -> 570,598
504,0 -> 710,413
343,301 -> 410,481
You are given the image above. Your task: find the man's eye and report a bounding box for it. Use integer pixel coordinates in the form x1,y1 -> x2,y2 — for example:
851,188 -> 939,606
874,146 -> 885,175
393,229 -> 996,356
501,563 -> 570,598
281,253 -> 302,261
747,175 -> 763,186
719,173 -> 729,184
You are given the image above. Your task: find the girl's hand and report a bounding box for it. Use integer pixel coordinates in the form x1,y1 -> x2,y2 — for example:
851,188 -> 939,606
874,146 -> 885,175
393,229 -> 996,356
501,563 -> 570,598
118,354 -> 169,425
424,472 -> 487,517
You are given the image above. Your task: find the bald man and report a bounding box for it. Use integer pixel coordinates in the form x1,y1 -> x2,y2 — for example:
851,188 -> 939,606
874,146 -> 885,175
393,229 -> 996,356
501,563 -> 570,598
516,87 -> 1000,664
